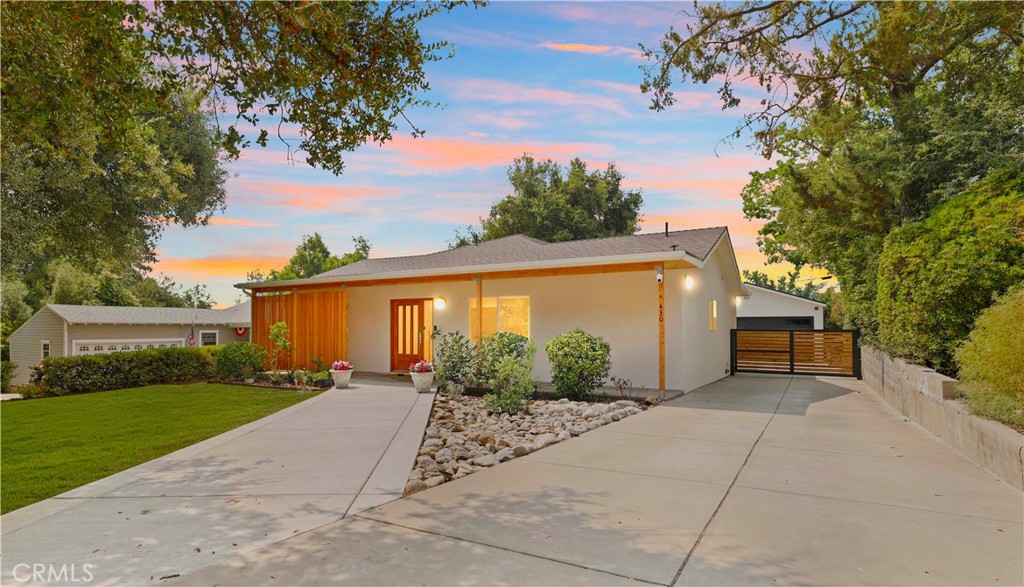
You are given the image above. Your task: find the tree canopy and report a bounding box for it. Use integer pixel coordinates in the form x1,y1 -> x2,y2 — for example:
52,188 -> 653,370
451,155 -> 644,247
742,269 -> 825,300
643,2 -> 1024,340
249,235 -> 372,282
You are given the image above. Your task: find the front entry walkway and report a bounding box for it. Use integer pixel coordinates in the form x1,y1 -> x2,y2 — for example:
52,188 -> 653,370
1,383 -> 433,586
174,375 -> 1022,586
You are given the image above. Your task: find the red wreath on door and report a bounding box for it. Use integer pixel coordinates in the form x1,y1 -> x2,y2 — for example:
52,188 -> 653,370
235,327 -> 248,337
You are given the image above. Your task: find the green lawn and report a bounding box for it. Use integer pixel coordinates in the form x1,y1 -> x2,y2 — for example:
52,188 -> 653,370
0,384 -> 318,514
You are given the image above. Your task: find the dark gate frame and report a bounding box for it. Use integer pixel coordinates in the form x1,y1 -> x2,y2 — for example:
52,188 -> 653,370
730,329 -> 861,378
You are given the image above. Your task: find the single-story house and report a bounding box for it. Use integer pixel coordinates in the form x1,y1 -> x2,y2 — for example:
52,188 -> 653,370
238,227 -> 749,393
8,302 -> 251,385
737,283 -> 825,330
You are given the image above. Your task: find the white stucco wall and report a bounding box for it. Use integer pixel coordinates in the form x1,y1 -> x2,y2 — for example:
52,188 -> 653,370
667,244 -> 737,392
346,271 -> 669,389
737,285 -> 823,329
344,254 -> 740,393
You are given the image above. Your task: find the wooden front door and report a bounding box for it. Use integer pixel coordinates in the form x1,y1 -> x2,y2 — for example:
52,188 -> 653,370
390,298 -> 430,371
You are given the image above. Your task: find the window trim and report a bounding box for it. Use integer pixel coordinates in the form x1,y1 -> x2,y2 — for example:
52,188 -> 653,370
198,330 -> 219,347
41,340 -> 51,360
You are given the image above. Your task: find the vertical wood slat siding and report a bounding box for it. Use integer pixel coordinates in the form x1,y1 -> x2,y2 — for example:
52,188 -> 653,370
251,291 -> 345,370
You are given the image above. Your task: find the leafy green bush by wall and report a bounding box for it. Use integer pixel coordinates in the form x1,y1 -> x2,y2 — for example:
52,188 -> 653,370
875,169 -> 1024,371
432,330 -> 477,393
478,331 -> 530,384
955,286 -> 1024,432
214,342 -> 269,380
484,341 -> 536,414
545,329 -> 612,400
39,347 -> 214,396
1,361 -> 16,393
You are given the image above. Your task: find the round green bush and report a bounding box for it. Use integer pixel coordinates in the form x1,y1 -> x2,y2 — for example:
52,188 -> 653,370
432,330 -> 477,392
214,342 -> 270,381
545,329 -> 611,400
875,169 -> 1024,371
478,331 -> 530,384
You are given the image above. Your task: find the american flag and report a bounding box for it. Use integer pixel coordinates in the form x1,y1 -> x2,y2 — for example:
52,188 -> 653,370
186,322 -> 196,347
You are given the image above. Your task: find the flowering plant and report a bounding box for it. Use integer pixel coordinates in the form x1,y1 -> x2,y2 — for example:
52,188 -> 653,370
331,360 -> 353,371
409,360 -> 434,373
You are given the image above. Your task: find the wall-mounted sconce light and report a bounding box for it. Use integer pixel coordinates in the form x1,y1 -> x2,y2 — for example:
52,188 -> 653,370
684,275 -> 694,290
433,297 -> 447,310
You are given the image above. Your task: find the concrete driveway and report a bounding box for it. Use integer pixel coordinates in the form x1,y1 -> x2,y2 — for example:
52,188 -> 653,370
1,382 -> 433,586
175,375 -> 1022,586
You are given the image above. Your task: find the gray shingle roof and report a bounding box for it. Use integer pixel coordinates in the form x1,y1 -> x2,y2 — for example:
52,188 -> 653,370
316,227 -> 727,279
47,300 -> 251,326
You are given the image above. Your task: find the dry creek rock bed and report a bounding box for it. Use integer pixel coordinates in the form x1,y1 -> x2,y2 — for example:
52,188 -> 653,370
404,393 -> 655,495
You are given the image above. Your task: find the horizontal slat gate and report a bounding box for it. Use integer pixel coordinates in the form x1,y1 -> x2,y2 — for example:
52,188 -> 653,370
731,329 -> 860,378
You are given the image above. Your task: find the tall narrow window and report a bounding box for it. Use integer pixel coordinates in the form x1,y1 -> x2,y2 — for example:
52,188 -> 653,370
470,296 -> 530,339
709,300 -> 718,331
41,340 -> 51,360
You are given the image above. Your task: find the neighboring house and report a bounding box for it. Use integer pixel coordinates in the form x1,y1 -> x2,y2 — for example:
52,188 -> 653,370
737,283 -> 825,330
8,301 -> 251,385
239,227 -> 748,393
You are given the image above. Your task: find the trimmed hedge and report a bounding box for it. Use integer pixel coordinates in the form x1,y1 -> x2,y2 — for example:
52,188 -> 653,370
39,347 -> 214,396
875,169 -> 1024,371
214,342 -> 269,380
1,361 -> 16,393
955,286 -> 1024,431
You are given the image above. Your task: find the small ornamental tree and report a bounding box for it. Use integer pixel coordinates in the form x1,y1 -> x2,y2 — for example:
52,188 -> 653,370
432,330 -> 476,394
545,329 -> 612,400
478,331 -> 530,384
484,341 -> 536,414
268,321 -> 292,379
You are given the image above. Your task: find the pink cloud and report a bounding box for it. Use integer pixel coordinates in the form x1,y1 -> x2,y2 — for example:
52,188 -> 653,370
448,79 -> 629,116
154,253 -> 290,280
536,2 -> 690,30
379,135 -> 616,172
230,180 -> 402,209
208,217 -> 276,228
540,42 -> 643,59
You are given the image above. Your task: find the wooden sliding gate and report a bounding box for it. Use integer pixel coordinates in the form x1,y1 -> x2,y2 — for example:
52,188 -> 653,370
731,329 -> 860,378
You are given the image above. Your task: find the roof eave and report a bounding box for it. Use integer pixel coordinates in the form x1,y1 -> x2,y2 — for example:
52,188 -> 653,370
235,250 -> 702,290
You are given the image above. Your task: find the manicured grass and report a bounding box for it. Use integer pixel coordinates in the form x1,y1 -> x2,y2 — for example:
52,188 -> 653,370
0,384 -> 318,514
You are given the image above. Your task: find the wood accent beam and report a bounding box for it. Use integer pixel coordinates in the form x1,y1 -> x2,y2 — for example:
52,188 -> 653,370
341,286 -> 349,361
475,275 -> 483,346
249,261 -> 671,294
658,266 -> 666,391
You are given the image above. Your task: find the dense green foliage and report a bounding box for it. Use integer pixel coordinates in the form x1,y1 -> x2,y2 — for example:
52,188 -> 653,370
644,2 -> 1024,344
876,171 -> 1024,371
1,361 -> 16,392
955,287 -> 1024,432
37,347 -> 215,396
248,235 -> 371,282
432,330 -> 477,394
451,155 -> 644,247
484,341 -> 536,414
545,329 -> 612,400
0,383 -> 315,513
214,342 -> 270,381
477,332 -> 531,384
268,322 -> 292,377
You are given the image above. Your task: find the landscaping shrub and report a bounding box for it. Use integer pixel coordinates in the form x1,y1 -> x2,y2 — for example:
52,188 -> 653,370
484,341 -> 536,414
478,331 -> 530,383
545,329 -> 612,400
875,169 -> 1024,372
38,347 -> 214,396
214,342 -> 269,381
955,286 -> 1024,432
432,330 -> 477,393
1,361 -> 16,393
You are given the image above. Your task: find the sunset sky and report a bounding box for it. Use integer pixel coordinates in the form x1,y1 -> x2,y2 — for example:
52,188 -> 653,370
152,2 -> 796,307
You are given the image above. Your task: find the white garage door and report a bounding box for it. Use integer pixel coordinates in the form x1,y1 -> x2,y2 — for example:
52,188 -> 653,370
71,339 -> 187,356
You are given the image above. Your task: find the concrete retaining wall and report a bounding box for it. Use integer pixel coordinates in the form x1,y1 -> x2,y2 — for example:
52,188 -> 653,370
862,346 -> 1024,491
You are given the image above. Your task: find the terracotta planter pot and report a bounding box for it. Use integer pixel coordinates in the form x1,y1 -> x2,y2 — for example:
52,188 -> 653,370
330,369 -> 353,388
410,371 -> 435,393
